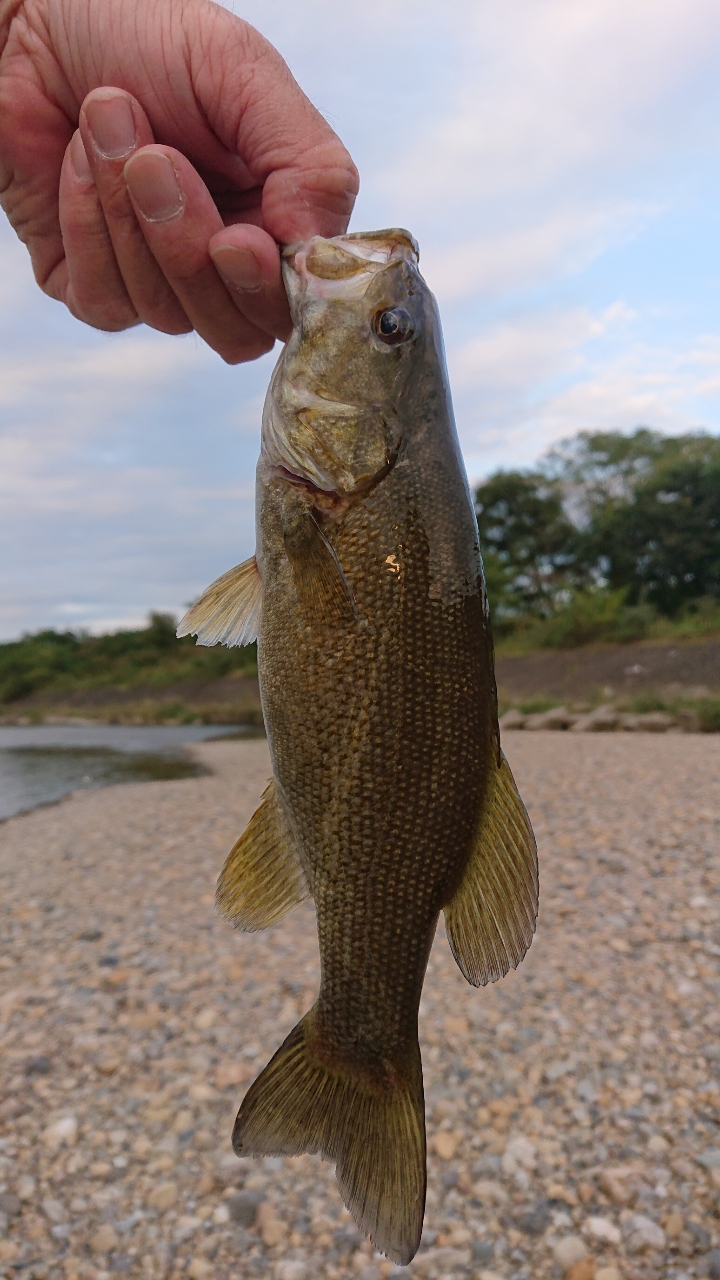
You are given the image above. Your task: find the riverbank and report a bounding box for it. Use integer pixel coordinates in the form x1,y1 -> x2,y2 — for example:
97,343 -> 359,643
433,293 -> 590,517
1,735 -> 719,1280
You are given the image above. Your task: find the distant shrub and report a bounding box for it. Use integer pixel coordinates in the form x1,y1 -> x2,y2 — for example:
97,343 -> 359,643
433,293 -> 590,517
697,699 -> 720,733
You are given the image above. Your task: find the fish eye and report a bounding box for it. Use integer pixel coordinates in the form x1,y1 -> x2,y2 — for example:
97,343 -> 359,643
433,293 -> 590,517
373,307 -> 415,346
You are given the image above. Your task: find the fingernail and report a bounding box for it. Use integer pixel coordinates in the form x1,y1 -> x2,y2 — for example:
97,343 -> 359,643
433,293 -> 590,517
124,152 -> 183,223
85,93 -> 136,160
70,130 -> 93,183
211,245 -> 263,291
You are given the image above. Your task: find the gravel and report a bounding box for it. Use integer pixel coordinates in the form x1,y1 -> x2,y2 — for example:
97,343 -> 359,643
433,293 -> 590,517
0,733 -> 719,1280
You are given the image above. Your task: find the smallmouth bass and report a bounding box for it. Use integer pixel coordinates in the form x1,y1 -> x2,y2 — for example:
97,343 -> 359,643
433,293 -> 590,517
178,229 -> 537,1264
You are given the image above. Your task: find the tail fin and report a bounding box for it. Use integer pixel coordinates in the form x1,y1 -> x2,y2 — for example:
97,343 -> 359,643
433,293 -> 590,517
233,1012 -> 426,1265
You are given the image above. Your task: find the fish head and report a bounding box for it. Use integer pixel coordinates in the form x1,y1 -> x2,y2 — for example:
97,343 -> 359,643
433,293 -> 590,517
262,229 -> 434,503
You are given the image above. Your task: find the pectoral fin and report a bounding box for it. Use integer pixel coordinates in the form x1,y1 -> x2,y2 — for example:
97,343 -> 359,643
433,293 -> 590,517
283,511 -> 357,624
444,753 -> 538,986
177,555 -> 262,647
216,780 -> 310,931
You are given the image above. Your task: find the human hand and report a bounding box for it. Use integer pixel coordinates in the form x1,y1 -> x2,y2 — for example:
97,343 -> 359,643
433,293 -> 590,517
0,0 -> 358,362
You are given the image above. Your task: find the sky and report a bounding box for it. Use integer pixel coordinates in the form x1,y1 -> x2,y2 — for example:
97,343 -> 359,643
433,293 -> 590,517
3,0 -> 720,638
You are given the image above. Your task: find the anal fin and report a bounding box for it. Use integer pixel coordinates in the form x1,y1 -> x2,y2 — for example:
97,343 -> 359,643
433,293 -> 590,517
216,780 -> 310,931
444,753 -> 538,986
177,555 -> 262,647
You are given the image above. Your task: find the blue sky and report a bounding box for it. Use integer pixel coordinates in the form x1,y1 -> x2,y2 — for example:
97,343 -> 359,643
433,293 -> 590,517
3,0 -> 720,638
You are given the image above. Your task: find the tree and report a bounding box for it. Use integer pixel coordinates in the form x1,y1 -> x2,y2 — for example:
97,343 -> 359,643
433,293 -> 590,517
474,470 -> 584,619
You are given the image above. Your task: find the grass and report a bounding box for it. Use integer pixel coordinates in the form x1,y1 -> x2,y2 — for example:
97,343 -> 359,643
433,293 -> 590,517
494,591 -> 720,654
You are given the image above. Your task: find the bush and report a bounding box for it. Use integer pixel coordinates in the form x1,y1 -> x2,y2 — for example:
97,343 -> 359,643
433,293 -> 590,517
697,699 -> 720,733
501,590 -> 655,651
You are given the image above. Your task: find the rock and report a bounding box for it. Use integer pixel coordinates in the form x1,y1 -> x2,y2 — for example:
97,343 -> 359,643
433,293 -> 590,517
624,1213 -> 666,1253
584,1217 -> 621,1245
42,1115 -> 77,1149
595,1270 -> 621,1280
477,1272 -> 503,1280
566,1261 -> 597,1280
431,1130 -> 462,1160
194,1006 -> 216,1030
598,1167 -> 635,1204
227,1190 -> 265,1227
553,1236 -> 590,1269
24,1055 -> 52,1076
676,708 -> 701,733
706,1248 -> 720,1280
502,1134 -> 537,1173
686,1220 -> 711,1252
15,1177 -> 35,1202
411,1247 -> 471,1273
647,1134 -> 668,1153
525,706 -> 576,731
146,1181 -> 178,1211
664,1211 -> 683,1238
0,1195 -> 20,1219
216,1060 -> 249,1088
515,1201 -> 550,1235
261,1218 -> 288,1247
546,1059 -> 575,1081
187,1260 -> 212,1279
90,1223 -> 119,1254
634,712 -> 673,733
499,709 -> 526,731
697,1149 -> 720,1170
472,1240 -> 495,1263
212,1204 -> 230,1225
41,1198 -> 65,1223
572,706 -> 619,732
274,1264 -> 308,1280
472,1179 -> 509,1205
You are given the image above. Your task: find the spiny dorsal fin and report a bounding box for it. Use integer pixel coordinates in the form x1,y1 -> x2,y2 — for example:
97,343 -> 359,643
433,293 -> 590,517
283,512 -> 357,625
216,780 -> 310,931
443,753 -> 538,986
177,555 -> 262,647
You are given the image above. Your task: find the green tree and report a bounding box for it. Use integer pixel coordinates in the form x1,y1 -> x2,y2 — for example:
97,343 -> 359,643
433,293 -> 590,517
549,429 -> 720,613
475,470 -> 584,619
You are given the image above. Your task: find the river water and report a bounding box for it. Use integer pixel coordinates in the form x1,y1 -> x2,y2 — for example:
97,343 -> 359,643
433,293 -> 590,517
0,724 -> 257,822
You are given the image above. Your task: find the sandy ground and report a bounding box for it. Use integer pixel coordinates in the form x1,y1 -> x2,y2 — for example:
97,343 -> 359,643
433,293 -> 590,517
1,734 -> 719,1280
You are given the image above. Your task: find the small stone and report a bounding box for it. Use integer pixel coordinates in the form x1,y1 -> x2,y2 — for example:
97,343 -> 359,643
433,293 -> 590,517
697,1149 -> 720,1170
664,1212 -> 683,1238
624,1214 -> 665,1253
212,1204 -> 230,1225
566,1261 -> 597,1280
227,1190 -> 265,1227
547,1184 -> 579,1207
146,1181 -> 177,1211
647,1134 -> 668,1154
584,1217 -> 621,1245
90,1223 -> 119,1254
502,1134 -> 537,1173
24,1055 -> 52,1076
553,1236 -> 590,1270
431,1131 -> 462,1160
472,1240 -> 495,1264
478,1272 -> 504,1280
274,1264 -> 308,1280
0,1195 -> 21,1218
194,1007 -> 216,1030
595,1270 -> 621,1280
215,1061 -> 248,1088
16,1176 -> 35,1201
41,1198 -> 65,1223
261,1217 -> 288,1247
473,1179 -> 508,1205
186,1260 -> 212,1279
42,1115 -> 77,1149
598,1168 -> 634,1204
443,1015 -> 468,1035
516,1201 -> 551,1235
706,1248 -> 720,1280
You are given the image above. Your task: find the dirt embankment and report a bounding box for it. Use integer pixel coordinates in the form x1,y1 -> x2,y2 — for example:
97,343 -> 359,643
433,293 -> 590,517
495,637 -> 720,705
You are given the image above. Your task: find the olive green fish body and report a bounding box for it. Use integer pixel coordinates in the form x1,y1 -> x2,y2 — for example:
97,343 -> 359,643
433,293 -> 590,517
178,230 -> 538,1264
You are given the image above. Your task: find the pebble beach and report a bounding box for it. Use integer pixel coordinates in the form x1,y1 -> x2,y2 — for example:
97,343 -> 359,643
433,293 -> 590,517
1,734 -> 719,1280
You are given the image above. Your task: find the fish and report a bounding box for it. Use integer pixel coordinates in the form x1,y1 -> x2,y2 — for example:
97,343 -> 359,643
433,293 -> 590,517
177,228 -> 538,1264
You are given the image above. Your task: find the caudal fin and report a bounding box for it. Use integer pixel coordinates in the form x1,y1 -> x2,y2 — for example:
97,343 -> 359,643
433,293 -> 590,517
232,1012 -> 426,1265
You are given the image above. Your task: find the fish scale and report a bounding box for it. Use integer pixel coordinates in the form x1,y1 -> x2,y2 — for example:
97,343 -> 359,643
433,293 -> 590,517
178,227 -> 538,1263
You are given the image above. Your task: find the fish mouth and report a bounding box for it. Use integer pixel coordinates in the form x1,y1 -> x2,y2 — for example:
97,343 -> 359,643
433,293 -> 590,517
282,229 -> 419,309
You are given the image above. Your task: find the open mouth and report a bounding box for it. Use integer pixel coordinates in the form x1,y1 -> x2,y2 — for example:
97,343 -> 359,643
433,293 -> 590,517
273,449 -> 400,515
